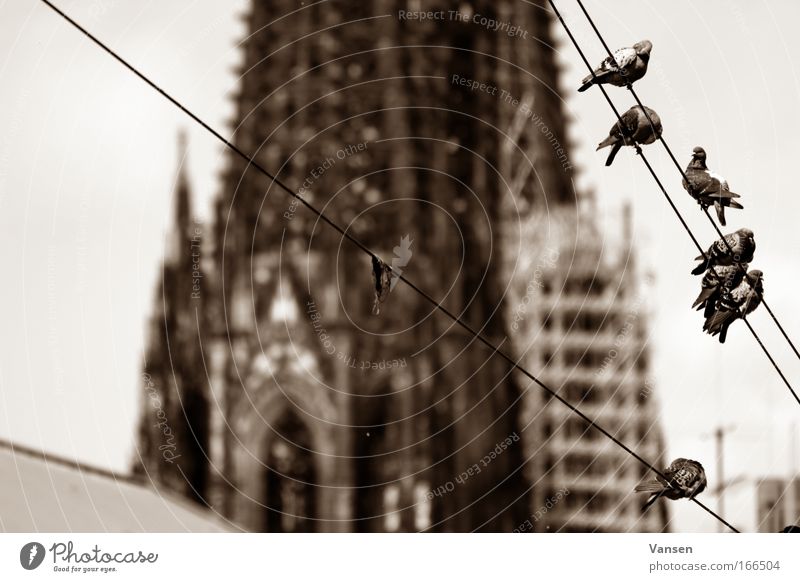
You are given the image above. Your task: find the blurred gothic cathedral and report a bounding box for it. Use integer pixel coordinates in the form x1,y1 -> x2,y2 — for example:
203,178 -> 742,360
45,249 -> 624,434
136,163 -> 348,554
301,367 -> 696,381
135,0 -> 670,532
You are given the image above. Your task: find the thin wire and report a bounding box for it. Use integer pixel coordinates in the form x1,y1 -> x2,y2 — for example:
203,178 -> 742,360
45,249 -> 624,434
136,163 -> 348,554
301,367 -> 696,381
549,0 -> 800,407
37,0 -> 740,533
572,0 -> 800,371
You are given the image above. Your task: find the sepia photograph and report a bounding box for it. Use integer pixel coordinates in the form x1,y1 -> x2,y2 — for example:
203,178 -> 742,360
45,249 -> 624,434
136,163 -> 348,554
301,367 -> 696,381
0,0 -> 799,579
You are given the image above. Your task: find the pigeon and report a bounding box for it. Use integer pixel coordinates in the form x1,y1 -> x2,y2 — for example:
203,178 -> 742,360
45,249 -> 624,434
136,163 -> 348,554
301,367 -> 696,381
691,228 -> 755,276
691,264 -> 747,318
578,40 -> 653,92
682,147 -> 743,226
635,458 -> 707,510
703,270 -> 763,343
371,255 -> 392,315
596,106 -> 662,166
782,525 -> 800,533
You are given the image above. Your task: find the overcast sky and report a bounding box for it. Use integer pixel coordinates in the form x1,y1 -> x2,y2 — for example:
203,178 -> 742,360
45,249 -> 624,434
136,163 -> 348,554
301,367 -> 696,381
1,0 -> 798,533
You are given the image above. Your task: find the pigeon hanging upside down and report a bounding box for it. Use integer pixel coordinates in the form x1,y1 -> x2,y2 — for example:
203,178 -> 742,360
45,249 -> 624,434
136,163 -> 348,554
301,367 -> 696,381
578,40 -> 653,92
691,264 -> 747,318
635,458 -> 707,510
597,105 -> 662,166
703,270 -> 763,343
691,228 -> 755,276
682,147 -> 743,226
371,256 -> 393,315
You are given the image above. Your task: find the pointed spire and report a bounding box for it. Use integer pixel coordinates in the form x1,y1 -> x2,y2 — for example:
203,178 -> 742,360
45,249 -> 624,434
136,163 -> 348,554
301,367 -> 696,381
167,130 -> 195,266
174,129 -> 192,231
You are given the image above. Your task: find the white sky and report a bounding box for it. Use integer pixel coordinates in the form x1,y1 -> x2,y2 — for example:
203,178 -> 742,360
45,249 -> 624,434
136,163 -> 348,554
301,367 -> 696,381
1,0 -> 798,533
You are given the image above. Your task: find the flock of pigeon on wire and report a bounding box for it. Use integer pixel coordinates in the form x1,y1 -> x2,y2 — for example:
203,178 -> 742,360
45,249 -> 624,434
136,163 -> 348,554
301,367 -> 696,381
577,39 -> 766,513
587,40 -> 762,346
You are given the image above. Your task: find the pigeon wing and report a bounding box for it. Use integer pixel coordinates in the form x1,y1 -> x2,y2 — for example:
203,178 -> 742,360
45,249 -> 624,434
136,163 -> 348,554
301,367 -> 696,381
613,47 -> 638,69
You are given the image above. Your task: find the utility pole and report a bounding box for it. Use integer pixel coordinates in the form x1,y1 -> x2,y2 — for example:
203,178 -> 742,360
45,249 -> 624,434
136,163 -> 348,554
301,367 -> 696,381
714,427 -> 726,533
703,425 -> 739,532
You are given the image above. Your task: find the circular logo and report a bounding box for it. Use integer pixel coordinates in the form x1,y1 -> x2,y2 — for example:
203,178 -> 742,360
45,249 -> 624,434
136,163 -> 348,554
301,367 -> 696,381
19,542 -> 46,570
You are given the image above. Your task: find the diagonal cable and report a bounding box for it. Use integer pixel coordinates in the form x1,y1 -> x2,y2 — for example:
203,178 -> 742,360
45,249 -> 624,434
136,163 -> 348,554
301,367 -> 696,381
37,0 -> 740,532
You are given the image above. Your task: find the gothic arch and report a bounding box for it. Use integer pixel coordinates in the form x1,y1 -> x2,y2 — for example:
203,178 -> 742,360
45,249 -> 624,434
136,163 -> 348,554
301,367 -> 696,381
230,378 -> 342,531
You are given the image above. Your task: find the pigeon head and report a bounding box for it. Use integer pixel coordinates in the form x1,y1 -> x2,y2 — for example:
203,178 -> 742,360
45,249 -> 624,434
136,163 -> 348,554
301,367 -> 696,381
738,227 -> 755,239
688,146 -> 707,168
747,269 -> 764,285
634,40 -> 653,59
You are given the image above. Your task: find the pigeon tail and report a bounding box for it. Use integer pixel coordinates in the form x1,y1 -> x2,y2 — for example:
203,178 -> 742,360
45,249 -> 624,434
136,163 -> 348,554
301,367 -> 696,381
692,259 -> 710,276
692,287 -> 715,310
719,324 -> 729,344
596,135 -> 617,150
578,78 -> 593,92
643,491 -> 665,510
714,201 -> 727,226
705,309 -> 736,335
635,481 -> 665,493
605,142 -> 622,166
706,189 -> 739,200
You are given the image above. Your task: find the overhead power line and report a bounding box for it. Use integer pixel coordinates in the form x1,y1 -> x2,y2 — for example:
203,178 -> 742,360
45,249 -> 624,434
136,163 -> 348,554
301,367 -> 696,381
37,0 -> 740,532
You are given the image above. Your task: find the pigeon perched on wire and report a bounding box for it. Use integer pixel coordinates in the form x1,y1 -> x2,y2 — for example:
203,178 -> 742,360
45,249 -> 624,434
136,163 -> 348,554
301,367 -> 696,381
682,147 -> 743,226
635,458 -> 707,510
703,270 -> 763,343
371,255 -> 392,315
597,105 -> 662,166
691,264 -> 747,318
691,228 -> 755,276
578,40 -> 653,92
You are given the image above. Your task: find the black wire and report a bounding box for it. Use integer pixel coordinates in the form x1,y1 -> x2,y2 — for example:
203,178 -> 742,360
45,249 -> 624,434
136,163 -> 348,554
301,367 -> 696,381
38,0 -> 740,533
571,0 -> 800,392
549,0 -> 799,408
